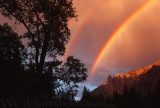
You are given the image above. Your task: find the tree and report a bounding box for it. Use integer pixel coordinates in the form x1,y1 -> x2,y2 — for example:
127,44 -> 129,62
0,0 -> 87,102
54,56 -> 87,102
0,23 -> 26,65
81,86 -> 91,101
0,0 -> 77,73
0,23 -> 26,98
61,56 -> 87,85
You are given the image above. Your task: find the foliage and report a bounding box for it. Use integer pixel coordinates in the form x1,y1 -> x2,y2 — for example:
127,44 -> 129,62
81,86 -> 91,101
0,0 -> 87,106
0,0 -> 78,73
0,23 -> 26,98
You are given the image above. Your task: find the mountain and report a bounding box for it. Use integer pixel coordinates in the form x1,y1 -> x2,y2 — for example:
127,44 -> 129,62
90,60 -> 160,98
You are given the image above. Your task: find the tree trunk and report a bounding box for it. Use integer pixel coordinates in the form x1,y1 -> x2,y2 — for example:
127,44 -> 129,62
39,32 -> 50,73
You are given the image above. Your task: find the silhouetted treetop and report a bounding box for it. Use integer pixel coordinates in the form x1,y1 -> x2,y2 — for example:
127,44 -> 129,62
81,86 -> 90,101
0,23 -> 27,98
0,0 -> 77,73
61,56 -> 87,84
0,1 -> 88,104
0,23 -> 25,62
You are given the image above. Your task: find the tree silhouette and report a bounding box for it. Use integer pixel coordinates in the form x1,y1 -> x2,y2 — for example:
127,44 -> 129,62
0,0 -> 87,104
0,23 -> 26,98
81,86 -> 91,101
0,0 -> 77,73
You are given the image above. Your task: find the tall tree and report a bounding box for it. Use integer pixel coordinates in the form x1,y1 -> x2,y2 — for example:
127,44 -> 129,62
0,0 -> 87,101
0,0 -> 77,73
81,86 -> 91,101
0,23 -> 26,98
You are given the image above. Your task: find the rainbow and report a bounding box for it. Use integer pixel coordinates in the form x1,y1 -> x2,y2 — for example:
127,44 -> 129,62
89,0 -> 155,76
62,0 -> 99,62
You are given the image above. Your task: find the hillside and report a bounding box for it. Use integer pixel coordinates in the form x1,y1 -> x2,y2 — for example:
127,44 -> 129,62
90,60 -> 160,98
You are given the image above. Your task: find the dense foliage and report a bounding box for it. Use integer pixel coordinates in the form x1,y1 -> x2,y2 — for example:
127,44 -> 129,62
0,0 -> 87,107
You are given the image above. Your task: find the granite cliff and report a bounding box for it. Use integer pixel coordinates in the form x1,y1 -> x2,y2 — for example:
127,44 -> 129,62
90,60 -> 160,98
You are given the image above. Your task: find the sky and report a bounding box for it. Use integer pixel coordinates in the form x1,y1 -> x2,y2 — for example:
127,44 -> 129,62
68,0 -> 160,99
1,0 -> 160,100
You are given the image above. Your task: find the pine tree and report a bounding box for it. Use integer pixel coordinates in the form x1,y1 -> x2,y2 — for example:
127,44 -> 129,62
81,86 -> 91,101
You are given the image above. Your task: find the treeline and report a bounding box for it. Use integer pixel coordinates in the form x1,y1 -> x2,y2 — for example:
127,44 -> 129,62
80,80 -> 160,108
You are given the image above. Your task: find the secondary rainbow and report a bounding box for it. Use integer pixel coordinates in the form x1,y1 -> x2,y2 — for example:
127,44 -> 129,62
90,0 -> 154,76
62,0 -> 99,62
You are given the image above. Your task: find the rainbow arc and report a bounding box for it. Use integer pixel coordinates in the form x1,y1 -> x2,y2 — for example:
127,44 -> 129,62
89,0 -> 155,76
62,0 -> 99,62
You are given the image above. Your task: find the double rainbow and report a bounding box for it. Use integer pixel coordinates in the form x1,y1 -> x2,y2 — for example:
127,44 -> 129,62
63,0 -> 155,77
89,0 -> 155,76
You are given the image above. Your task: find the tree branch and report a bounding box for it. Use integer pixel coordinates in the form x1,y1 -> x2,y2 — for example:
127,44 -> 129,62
3,6 -> 36,46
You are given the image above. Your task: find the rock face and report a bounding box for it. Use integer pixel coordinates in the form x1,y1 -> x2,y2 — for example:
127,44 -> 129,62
90,60 -> 160,98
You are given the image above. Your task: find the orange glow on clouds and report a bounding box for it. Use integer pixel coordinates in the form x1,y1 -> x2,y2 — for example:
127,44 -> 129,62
89,0 -> 155,76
